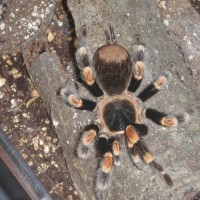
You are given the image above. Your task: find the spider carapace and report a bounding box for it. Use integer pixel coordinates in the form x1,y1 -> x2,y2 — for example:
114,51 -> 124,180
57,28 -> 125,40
60,26 -> 185,194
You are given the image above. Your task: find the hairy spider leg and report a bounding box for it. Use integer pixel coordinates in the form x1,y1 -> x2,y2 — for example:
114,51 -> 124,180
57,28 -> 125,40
128,45 -> 145,92
105,26 -> 117,45
125,124 -> 147,169
60,87 -> 97,111
96,133 -> 115,191
125,123 -> 148,169
75,27 -> 103,97
66,94 -> 96,111
109,137 -> 121,166
95,135 -> 120,199
77,124 -> 99,159
125,125 -> 173,186
144,108 -> 178,127
138,71 -> 172,102
129,142 -> 144,170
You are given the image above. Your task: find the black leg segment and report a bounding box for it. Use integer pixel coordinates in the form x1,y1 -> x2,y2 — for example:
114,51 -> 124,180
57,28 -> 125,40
138,71 -> 171,102
145,108 -> 167,125
138,84 -> 159,101
96,134 -> 113,191
145,108 -> 178,127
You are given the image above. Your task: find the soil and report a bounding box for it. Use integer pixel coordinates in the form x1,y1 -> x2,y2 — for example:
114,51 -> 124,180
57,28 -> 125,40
0,0 -> 80,200
0,53 -> 80,200
0,0 -> 200,200
189,0 -> 200,13
0,0 -> 55,52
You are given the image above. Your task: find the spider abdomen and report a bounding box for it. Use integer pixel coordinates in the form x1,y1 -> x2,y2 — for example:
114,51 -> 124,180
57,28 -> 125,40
103,100 -> 135,131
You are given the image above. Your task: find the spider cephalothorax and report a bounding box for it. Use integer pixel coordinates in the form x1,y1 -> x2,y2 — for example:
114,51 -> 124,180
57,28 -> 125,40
93,44 -> 132,95
60,26 -> 186,195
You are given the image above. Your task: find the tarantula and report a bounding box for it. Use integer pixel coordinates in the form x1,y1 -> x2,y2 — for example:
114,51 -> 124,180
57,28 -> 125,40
60,26 -> 183,192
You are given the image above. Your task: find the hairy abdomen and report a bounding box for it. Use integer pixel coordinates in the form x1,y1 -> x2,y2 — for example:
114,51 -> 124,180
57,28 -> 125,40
103,100 -> 136,131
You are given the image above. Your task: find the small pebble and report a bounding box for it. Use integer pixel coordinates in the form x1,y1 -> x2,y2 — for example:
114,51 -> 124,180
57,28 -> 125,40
11,99 -> 17,106
6,59 -> 13,65
39,139 -> 44,145
52,119 -> 59,127
41,163 -> 48,170
67,195 -> 73,200
44,145 -> 49,154
31,89 -> 39,98
28,161 -> 33,166
33,136 -> 39,150
163,19 -> 169,26
47,32 -> 54,42
13,116 -> 19,123
24,35 -> 30,40
188,55 -> 194,61
2,54 -> 7,60
31,11 -> 38,17
45,119 -> 50,124
54,163 -> 58,168
22,153 -> 28,159
22,113 -> 29,118
159,1 -> 166,9
39,153 -> 43,158
9,68 -> 22,79
0,78 -> 6,87
42,127 -> 47,131
57,20 -> 63,27
0,22 -> 5,30
0,91 -> 4,99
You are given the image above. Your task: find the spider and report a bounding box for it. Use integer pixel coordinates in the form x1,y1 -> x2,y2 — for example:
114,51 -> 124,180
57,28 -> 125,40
60,26 -> 185,193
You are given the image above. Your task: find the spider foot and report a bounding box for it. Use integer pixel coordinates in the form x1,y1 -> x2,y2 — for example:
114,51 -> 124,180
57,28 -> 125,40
149,161 -> 173,186
139,141 -> 173,186
160,116 -> 178,127
176,105 -> 200,125
133,61 -> 144,81
154,71 -> 172,90
77,144 -> 92,159
129,149 -> 144,170
177,112 -> 190,124
132,43 -> 145,63
96,152 -> 113,190
112,140 -> 121,166
96,171 -> 110,191
82,66 -> 94,86
77,129 -> 97,159
68,94 -> 83,108
137,140 -> 173,186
